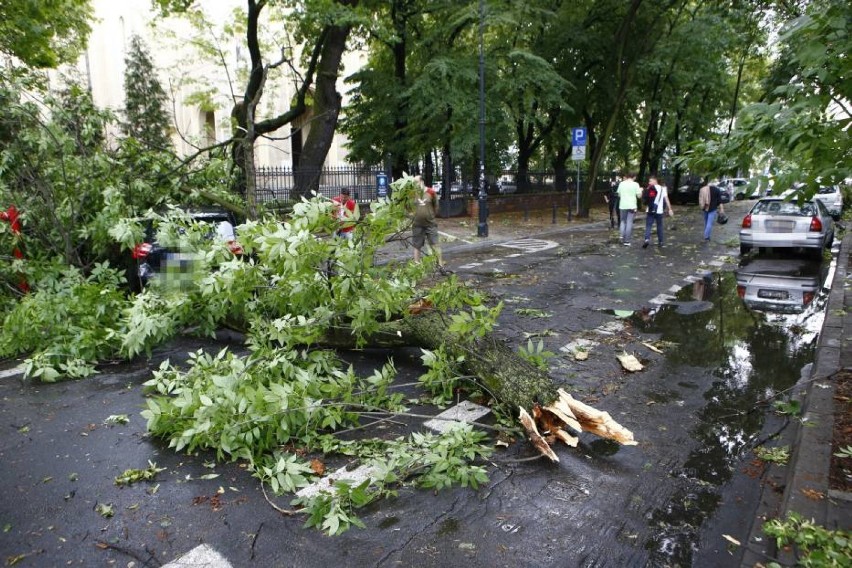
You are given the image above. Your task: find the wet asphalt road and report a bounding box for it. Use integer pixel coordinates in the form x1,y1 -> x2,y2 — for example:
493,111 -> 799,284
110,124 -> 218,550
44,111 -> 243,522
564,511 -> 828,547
0,201 -> 834,567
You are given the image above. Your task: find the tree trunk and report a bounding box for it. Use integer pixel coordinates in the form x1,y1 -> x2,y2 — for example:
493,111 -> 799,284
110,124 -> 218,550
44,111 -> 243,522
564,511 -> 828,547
553,145 -> 569,192
326,312 -> 558,410
293,19 -> 354,198
390,0 -> 409,180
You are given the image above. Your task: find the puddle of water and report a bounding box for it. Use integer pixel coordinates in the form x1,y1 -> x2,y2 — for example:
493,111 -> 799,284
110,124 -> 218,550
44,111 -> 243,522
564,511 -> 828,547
631,264 -> 831,565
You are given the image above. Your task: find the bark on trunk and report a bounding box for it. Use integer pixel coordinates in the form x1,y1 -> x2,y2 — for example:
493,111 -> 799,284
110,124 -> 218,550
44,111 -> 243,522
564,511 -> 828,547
293,19 -> 354,198
329,312 -> 559,409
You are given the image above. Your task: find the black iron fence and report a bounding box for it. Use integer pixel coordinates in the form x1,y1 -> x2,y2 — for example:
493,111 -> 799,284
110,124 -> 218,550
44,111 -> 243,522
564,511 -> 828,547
253,165 -> 624,204
254,165 -> 385,204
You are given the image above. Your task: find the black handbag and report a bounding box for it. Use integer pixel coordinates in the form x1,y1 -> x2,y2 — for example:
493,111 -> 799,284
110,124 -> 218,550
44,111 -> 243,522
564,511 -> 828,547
716,213 -> 728,225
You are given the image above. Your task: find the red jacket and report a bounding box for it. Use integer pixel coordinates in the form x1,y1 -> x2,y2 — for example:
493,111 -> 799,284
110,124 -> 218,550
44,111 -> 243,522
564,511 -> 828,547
332,195 -> 358,233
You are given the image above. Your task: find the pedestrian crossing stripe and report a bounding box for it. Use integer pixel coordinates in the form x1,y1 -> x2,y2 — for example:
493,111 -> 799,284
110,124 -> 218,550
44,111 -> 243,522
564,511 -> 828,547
424,400 -> 491,433
0,365 -> 25,379
163,544 -> 233,568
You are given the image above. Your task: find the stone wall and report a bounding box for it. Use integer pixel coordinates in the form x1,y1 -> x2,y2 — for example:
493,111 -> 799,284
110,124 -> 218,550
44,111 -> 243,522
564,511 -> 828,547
465,191 -> 606,218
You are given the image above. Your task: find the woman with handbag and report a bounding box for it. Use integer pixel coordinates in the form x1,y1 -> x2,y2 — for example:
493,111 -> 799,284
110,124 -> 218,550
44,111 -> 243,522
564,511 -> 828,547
642,176 -> 674,248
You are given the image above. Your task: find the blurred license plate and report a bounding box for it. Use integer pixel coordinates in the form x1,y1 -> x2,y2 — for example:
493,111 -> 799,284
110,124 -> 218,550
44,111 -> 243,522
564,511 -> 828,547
765,220 -> 794,232
758,289 -> 789,300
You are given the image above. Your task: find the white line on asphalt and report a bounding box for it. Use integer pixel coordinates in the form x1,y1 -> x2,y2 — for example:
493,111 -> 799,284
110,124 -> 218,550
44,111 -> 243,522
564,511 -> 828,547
439,231 -> 473,244
296,464 -> 378,500
0,365 -> 25,379
668,285 -> 682,294
497,238 -> 559,253
162,544 -> 233,568
458,262 -> 482,269
483,258 -> 501,263
649,294 -> 677,305
424,400 -> 491,433
506,253 -> 523,258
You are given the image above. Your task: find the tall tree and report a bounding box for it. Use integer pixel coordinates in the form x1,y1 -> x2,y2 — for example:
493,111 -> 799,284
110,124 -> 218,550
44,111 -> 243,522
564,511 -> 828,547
155,0 -> 361,216
122,35 -> 172,151
685,0 -> 850,192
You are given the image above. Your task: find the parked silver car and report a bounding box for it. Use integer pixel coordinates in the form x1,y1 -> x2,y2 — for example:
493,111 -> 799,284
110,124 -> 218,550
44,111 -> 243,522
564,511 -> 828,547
815,185 -> 843,217
739,197 -> 834,258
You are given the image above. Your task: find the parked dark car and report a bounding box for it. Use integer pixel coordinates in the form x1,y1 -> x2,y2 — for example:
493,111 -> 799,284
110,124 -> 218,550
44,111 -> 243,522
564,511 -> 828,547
671,182 -> 702,205
131,209 -> 242,289
671,182 -> 729,205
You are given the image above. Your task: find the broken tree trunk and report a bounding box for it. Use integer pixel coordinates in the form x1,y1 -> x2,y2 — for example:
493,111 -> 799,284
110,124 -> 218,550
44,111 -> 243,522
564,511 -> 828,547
321,310 -> 636,453
396,311 -> 557,411
319,310 -> 555,410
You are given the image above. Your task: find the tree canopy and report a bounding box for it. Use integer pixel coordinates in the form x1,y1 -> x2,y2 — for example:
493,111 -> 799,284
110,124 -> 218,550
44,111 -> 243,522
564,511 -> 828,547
0,0 -> 92,69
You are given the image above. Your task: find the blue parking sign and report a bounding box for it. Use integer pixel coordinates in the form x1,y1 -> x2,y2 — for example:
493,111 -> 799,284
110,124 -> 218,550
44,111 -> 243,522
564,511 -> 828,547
572,127 -> 586,146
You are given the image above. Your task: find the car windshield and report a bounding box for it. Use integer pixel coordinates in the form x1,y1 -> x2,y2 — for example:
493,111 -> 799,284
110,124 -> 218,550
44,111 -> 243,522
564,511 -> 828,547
752,200 -> 816,216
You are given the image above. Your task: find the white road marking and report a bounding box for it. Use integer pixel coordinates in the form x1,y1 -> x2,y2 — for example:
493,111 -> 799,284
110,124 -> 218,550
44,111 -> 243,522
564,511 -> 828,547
424,400 -> 491,433
668,285 -> 682,294
163,545 -> 233,568
483,258 -> 501,263
0,365 -> 25,379
649,294 -> 677,305
506,253 -> 523,258
594,321 -> 625,335
458,262 -> 482,269
296,464 -> 378,500
439,231 -> 473,244
497,239 -> 559,253
560,338 -> 599,355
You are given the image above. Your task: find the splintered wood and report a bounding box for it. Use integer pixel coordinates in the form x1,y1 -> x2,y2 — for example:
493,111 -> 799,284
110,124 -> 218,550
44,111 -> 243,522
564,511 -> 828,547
520,389 -> 637,460
407,298 -> 433,315
518,407 -> 560,462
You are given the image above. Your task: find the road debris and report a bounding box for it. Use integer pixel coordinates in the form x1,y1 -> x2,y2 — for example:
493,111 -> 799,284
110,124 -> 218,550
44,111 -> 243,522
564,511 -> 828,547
617,351 -> 644,372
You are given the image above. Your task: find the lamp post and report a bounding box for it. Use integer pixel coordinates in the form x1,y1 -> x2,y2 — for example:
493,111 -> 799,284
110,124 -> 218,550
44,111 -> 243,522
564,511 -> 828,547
477,0 -> 488,237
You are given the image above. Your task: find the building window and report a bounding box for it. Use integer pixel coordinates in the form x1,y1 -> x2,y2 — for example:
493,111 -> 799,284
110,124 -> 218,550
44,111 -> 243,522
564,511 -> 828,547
203,111 -> 216,146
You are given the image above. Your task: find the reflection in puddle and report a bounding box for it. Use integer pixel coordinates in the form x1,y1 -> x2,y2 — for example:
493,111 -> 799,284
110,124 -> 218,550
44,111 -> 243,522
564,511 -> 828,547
634,256 -> 833,565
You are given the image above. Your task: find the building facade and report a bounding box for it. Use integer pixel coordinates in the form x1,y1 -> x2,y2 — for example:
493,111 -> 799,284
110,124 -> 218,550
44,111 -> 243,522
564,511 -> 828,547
64,0 -> 360,168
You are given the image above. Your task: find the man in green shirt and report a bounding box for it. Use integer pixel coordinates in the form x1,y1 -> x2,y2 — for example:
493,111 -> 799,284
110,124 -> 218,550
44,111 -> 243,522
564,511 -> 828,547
412,176 -> 446,271
616,173 -> 643,245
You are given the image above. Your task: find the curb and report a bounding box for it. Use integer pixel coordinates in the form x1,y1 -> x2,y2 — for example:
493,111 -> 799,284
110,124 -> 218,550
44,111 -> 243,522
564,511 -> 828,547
743,233 -> 851,565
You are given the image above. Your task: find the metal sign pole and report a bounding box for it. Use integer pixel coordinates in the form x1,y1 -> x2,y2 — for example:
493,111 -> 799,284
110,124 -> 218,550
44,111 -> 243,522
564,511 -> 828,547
576,162 -> 580,215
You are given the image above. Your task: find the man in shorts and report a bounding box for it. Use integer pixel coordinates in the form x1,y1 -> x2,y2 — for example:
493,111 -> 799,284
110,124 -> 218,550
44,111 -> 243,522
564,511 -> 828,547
412,176 -> 447,272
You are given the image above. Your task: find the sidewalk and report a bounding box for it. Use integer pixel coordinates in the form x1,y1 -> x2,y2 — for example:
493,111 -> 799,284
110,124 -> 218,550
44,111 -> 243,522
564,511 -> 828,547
376,205 -> 618,265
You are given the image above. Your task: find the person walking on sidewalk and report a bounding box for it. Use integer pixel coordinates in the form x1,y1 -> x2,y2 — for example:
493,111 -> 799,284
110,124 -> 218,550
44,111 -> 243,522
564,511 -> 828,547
604,178 -> 621,229
411,176 -> 447,272
642,176 -> 674,248
698,179 -> 725,241
616,172 -> 643,245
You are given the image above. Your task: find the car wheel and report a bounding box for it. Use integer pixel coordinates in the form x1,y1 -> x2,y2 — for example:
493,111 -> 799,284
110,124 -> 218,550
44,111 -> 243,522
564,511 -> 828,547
740,244 -> 751,256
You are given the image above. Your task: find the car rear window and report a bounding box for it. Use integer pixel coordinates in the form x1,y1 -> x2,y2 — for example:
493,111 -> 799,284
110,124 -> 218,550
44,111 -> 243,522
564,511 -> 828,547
752,200 -> 816,216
